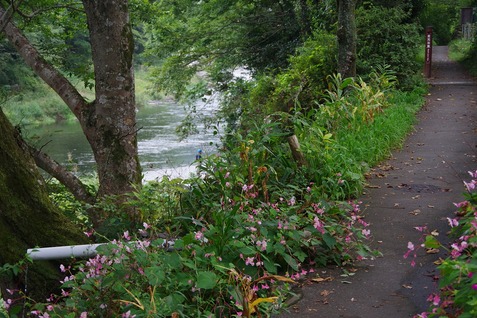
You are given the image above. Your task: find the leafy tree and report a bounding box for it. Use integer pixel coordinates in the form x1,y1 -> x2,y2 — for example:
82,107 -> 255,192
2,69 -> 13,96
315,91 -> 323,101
356,3 -> 421,88
0,1 -> 141,225
419,0 -> 472,45
142,0 -> 324,99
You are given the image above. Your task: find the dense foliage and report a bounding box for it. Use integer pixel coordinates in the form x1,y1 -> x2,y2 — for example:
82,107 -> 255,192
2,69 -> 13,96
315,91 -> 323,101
4,0 -> 472,316
356,4 -> 421,89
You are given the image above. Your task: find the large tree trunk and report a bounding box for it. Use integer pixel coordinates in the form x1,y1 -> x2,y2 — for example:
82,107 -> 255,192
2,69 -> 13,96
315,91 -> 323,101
81,0 -> 142,200
337,0 -> 357,79
0,1 -> 141,227
0,108 -> 89,308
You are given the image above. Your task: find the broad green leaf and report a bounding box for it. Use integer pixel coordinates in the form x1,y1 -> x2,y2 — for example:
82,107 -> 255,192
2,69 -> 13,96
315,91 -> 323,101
323,233 -> 336,249
145,266 -> 165,285
424,235 -> 440,249
196,271 -> 217,289
282,254 -> 299,271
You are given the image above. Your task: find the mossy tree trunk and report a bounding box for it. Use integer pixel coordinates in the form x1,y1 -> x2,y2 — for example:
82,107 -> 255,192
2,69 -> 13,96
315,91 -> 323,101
0,1 -> 142,227
0,108 -> 89,309
337,0 -> 357,79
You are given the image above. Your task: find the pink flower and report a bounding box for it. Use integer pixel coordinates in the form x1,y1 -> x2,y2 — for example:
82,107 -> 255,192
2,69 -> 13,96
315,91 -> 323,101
122,311 -> 136,318
288,196 -> 296,206
407,242 -> 415,251
123,231 -> 131,241
447,217 -> 459,227
464,180 -> 476,192
454,201 -> 469,208
427,294 -> 440,306
80,312 -> 88,318
468,170 -> 477,178
313,217 -> 325,234
472,284 -> 477,290
256,239 -> 267,251
194,231 -> 204,241
414,226 -> 426,232
245,257 -> 255,266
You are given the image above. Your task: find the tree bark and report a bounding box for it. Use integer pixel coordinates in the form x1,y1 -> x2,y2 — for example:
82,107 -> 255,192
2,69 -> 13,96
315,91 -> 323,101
0,1 -> 141,226
337,0 -> 357,79
0,109 -> 89,307
81,0 -> 142,203
287,134 -> 307,168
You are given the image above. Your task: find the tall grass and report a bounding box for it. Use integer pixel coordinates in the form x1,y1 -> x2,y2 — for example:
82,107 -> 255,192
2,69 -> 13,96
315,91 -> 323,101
299,75 -> 426,200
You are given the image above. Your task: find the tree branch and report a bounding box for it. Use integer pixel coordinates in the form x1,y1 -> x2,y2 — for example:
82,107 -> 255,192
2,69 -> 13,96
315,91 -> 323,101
0,6 -> 88,121
14,129 -> 96,205
0,0 -> 22,32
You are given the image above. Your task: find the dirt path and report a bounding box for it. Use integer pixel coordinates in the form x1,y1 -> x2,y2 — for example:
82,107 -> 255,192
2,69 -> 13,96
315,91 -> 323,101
276,46 -> 477,318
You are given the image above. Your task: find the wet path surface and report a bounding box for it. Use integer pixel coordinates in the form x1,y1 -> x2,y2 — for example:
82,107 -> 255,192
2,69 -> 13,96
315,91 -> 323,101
276,46 -> 477,318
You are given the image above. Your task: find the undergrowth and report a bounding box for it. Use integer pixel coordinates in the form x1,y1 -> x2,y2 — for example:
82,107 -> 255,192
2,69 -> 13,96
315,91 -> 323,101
1,70 -> 427,317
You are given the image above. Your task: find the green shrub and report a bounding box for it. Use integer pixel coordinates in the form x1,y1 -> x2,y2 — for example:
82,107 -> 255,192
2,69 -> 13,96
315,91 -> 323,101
356,5 -> 421,89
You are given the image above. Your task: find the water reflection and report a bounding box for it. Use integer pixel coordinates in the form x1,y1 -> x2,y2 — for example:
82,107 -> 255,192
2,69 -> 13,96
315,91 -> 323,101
27,99 -> 220,181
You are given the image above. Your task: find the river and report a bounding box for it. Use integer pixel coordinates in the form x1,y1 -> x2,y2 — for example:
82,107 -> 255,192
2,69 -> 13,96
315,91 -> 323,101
27,99 -> 221,181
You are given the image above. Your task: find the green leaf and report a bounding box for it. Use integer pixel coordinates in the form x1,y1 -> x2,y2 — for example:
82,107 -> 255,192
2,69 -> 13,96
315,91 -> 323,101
262,255 -> 278,274
196,271 -> 217,289
282,254 -> 299,271
162,252 -> 182,268
293,250 -> 307,263
323,233 -> 336,249
145,266 -> 166,285
423,235 -> 440,249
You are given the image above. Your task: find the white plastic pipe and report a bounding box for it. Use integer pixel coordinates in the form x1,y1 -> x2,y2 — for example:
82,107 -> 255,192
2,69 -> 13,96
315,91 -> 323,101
27,244 -> 104,261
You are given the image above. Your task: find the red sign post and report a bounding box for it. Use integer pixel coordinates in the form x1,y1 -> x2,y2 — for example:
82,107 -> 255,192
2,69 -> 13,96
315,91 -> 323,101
424,26 -> 433,78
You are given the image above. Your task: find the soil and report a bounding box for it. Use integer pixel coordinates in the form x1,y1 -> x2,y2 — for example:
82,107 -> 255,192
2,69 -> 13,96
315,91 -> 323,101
275,46 -> 477,318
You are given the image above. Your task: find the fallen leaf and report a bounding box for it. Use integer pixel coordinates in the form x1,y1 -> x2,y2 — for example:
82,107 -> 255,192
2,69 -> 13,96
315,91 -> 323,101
434,258 -> 445,265
428,205 -> 435,208
366,184 -> 381,189
312,277 -> 333,283
402,284 -> 413,289
351,298 -> 357,302
320,290 -> 332,297
409,209 -> 421,216
412,195 -> 420,200
431,230 -> 439,236
426,248 -> 440,254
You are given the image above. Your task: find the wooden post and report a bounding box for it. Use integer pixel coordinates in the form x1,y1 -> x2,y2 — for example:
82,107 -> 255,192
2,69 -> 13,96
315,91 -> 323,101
424,26 -> 433,78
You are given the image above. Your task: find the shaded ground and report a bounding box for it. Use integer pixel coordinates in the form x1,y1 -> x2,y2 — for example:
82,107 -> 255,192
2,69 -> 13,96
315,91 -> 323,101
276,46 -> 477,318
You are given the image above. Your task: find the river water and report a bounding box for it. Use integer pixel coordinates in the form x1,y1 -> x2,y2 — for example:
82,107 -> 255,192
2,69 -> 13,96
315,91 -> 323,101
27,99 -> 221,181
